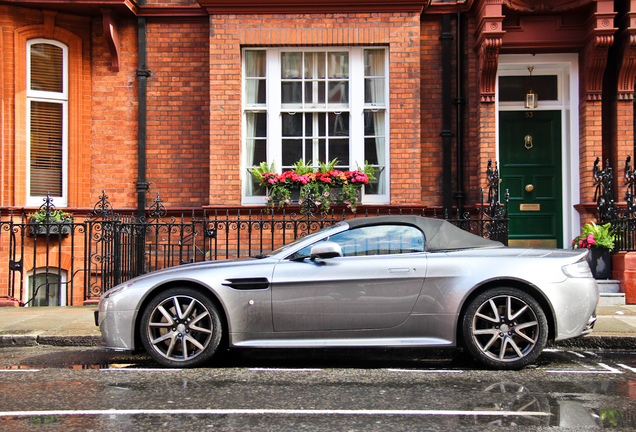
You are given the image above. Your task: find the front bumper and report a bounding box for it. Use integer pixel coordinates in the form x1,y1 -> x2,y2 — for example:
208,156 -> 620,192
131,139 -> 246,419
97,297 -> 138,351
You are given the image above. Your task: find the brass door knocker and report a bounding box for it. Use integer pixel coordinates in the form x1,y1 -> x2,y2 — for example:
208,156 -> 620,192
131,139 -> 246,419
524,134 -> 533,150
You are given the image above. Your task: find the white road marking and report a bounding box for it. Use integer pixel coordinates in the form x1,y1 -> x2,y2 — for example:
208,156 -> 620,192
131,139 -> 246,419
100,368 -> 182,372
567,351 -> 586,358
388,369 -> 463,374
617,363 -> 636,373
546,362 -> 623,374
0,369 -> 39,373
0,408 -> 551,418
248,368 -> 322,372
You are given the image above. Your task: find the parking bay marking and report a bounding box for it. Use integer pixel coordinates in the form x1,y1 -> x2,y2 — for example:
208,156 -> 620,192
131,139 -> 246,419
389,369 -> 463,374
546,362 -> 623,374
0,408 -> 552,418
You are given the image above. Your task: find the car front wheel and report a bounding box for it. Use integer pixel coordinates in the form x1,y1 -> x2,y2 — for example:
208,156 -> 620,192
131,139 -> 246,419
140,288 -> 222,368
462,287 -> 548,370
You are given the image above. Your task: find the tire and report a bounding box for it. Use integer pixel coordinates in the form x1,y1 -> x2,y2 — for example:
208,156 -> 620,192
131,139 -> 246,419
461,287 -> 548,370
140,288 -> 222,368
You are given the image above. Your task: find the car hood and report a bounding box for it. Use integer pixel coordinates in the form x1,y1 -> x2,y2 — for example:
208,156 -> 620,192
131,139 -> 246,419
103,256 -> 274,292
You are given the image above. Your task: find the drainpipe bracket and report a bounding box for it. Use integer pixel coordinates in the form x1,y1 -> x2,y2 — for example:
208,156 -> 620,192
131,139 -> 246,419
136,181 -> 150,192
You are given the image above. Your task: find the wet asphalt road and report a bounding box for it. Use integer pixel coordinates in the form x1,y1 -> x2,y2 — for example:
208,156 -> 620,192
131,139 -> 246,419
0,346 -> 635,431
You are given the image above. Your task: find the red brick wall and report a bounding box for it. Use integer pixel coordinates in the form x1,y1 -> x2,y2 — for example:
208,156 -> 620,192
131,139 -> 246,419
146,20 -> 210,208
208,12 -> 421,206
90,18 -> 211,209
90,17 -> 139,208
420,15 -> 443,206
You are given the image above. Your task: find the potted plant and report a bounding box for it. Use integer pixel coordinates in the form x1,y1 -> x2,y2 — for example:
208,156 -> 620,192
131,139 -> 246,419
28,208 -> 74,236
572,221 -> 615,279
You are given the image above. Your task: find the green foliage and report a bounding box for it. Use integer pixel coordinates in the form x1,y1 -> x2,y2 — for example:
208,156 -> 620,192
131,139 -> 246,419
249,161 -> 276,182
28,209 -> 73,224
249,159 -> 373,213
572,221 -> 615,250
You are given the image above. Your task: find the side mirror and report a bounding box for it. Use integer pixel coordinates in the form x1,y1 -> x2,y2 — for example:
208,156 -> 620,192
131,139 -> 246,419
310,241 -> 343,260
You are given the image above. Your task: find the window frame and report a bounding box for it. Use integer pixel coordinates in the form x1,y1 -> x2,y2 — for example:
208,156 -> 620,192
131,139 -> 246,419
286,224 -> 425,260
242,46 -> 390,205
26,39 -> 69,207
26,267 -> 68,307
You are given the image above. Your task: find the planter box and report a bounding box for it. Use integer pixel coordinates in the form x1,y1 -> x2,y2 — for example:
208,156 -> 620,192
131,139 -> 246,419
28,223 -> 72,236
269,187 -> 360,206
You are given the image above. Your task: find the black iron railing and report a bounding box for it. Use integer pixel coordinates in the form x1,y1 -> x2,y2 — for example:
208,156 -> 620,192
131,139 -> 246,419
1,166 -> 508,305
593,157 -> 636,251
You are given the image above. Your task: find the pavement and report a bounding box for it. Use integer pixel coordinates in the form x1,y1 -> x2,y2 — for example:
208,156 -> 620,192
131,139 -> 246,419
1,304 -> 636,350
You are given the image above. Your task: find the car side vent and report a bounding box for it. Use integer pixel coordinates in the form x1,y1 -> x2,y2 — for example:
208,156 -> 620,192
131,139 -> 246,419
222,277 -> 270,290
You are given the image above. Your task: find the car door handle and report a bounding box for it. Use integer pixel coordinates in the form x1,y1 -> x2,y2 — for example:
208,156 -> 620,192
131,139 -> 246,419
388,268 -> 410,273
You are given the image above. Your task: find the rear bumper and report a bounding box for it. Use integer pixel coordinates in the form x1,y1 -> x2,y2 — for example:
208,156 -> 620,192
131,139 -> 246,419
552,277 -> 599,341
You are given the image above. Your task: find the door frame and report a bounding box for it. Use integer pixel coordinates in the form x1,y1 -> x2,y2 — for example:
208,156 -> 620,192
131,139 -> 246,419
496,54 -> 580,249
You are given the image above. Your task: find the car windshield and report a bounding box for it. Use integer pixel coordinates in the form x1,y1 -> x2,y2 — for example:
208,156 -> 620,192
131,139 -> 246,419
266,223 -> 343,257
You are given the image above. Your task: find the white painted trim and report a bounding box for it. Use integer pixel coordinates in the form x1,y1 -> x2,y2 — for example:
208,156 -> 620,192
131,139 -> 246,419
241,47 -> 390,205
26,39 -> 69,207
496,54 -> 580,248
25,267 -> 68,307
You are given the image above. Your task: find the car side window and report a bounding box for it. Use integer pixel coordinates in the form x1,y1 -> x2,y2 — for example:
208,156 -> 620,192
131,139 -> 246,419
288,224 -> 424,260
330,225 -> 424,256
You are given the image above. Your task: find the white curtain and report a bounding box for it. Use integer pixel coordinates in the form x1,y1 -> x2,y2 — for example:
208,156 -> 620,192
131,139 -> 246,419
245,51 -> 266,195
365,50 -> 386,194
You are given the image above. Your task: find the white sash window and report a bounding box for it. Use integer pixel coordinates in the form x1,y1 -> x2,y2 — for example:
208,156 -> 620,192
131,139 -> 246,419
243,47 -> 389,204
26,39 -> 68,206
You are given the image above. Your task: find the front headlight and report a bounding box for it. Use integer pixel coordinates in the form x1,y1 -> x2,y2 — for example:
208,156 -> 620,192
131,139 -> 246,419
102,282 -> 134,299
562,259 -> 593,278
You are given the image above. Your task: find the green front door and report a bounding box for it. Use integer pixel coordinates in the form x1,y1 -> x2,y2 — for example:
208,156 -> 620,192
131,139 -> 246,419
499,110 -> 562,248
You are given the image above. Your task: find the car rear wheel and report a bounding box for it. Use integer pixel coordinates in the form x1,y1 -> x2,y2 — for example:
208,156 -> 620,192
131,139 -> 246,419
462,287 -> 548,370
140,288 -> 222,368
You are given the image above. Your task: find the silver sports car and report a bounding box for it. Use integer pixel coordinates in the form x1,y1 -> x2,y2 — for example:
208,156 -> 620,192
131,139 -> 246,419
97,215 -> 598,369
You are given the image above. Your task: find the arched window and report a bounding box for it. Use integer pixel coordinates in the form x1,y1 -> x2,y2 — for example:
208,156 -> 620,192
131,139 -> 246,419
26,39 -> 68,206
27,268 -> 67,307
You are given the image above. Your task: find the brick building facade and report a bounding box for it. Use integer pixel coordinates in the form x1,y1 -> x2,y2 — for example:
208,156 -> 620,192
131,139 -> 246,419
2,0 -> 636,304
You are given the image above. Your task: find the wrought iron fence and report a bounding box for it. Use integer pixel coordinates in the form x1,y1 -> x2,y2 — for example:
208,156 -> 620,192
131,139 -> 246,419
593,156 -> 636,251
1,175 -> 508,306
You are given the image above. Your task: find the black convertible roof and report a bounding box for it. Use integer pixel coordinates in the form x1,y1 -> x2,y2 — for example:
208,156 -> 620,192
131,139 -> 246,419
344,215 -> 503,251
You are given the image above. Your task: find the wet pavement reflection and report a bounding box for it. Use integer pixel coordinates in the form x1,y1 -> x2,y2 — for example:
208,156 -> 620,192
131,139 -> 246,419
0,346 -> 635,430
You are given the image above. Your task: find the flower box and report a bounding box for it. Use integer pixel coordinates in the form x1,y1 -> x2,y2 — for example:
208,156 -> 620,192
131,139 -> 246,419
27,208 -> 74,237
28,223 -> 72,236
253,159 -> 373,214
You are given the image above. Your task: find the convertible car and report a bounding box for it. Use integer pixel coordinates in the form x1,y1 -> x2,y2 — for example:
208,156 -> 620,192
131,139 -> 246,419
97,215 -> 598,369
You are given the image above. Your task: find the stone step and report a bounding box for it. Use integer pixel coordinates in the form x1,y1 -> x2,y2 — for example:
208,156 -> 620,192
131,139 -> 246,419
596,280 -> 625,305
599,292 -> 626,306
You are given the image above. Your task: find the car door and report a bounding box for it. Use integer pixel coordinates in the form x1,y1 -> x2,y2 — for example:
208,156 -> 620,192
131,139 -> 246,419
270,224 -> 427,332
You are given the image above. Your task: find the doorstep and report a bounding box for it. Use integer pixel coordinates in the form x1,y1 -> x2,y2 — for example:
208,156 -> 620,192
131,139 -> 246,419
597,280 -> 625,305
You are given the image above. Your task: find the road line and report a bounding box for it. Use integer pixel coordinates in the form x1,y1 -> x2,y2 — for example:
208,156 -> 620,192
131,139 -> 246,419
618,363 -> 636,373
100,368 -> 182,372
388,369 -> 463,374
0,369 -> 39,373
248,368 -> 322,372
566,351 -> 586,358
0,408 -> 552,418
598,362 -> 622,373
545,362 -> 623,375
